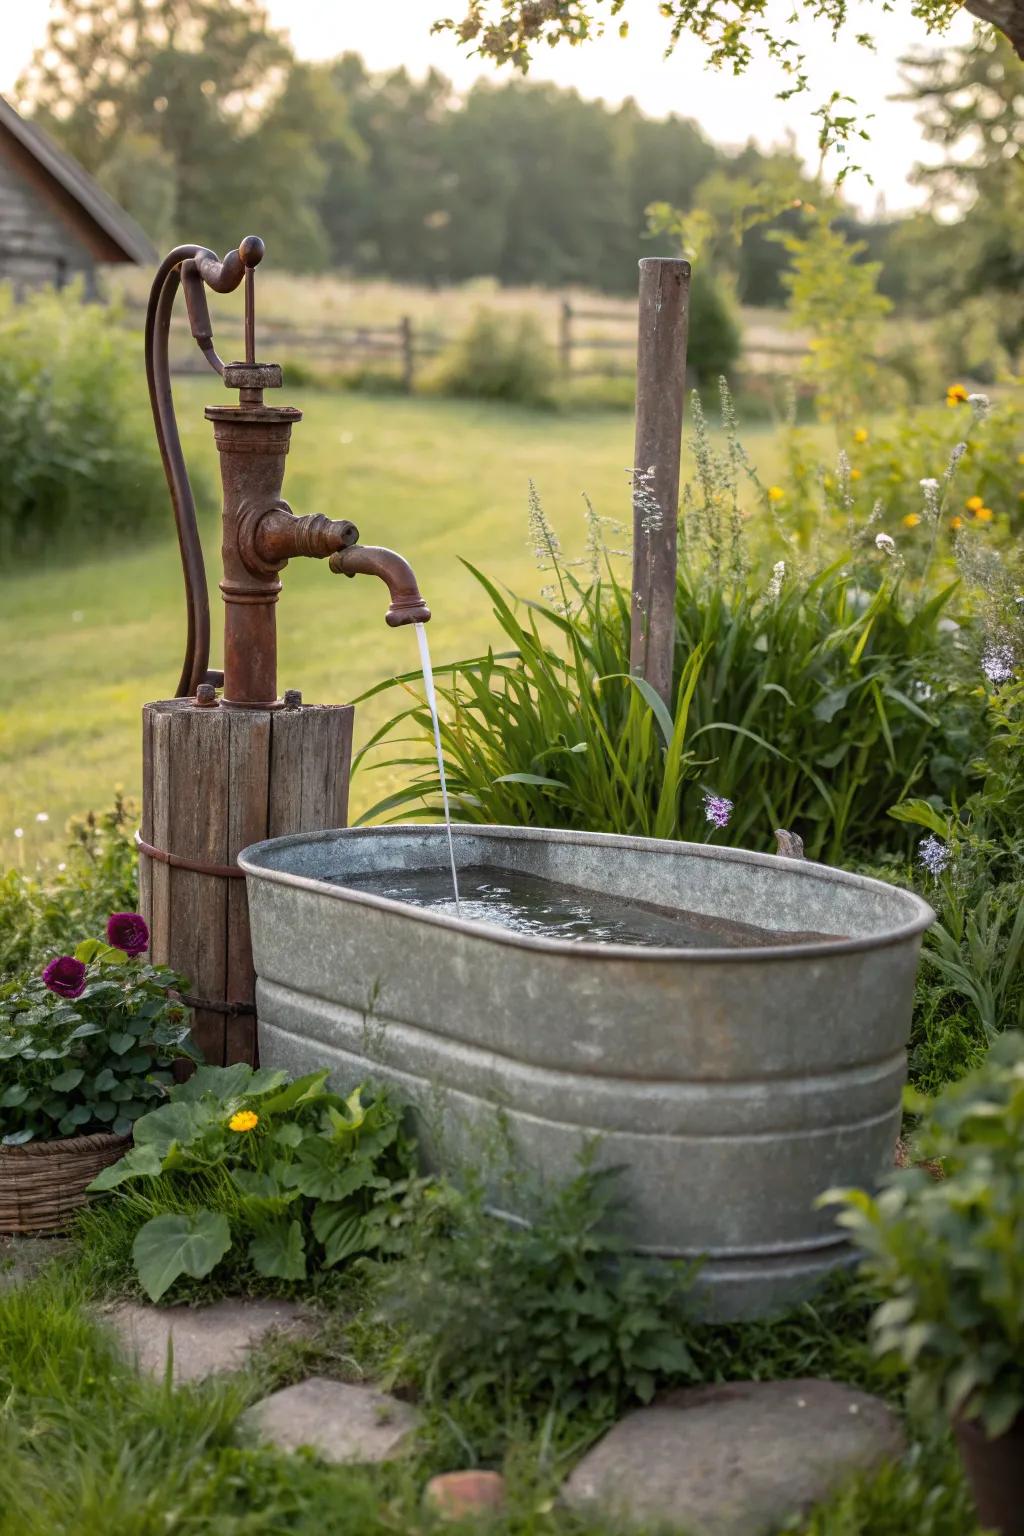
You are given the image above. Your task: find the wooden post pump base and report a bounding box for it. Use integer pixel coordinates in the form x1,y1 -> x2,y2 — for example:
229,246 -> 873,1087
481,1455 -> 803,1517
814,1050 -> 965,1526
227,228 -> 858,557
139,697 -> 353,1065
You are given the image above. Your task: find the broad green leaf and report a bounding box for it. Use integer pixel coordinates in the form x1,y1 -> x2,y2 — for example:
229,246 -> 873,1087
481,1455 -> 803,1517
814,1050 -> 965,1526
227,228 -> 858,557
257,1070 -> 331,1117
89,1142 -> 165,1190
311,1204 -> 372,1267
67,1021 -> 103,1041
887,798 -> 950,838
131,1100 -> 212,1157
0,1084 -> 29,1108
170,1063 -> 255,1104
74,938 -> 106,964
132,1211 -> 232,1302
273,1121 -> 304,1149
107,1032 -> 135,1056
283,1142 -> 379,1202
48,1067 -> 85,1093
249,1219 -> 306,1281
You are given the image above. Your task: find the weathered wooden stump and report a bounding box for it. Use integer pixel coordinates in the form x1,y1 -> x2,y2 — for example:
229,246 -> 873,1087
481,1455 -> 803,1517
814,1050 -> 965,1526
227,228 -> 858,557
139,697 -> 352,1065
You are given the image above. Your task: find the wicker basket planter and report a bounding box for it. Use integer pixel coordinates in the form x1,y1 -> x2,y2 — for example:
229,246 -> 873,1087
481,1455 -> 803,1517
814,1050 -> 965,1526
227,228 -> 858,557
0,1131 -> 131,1235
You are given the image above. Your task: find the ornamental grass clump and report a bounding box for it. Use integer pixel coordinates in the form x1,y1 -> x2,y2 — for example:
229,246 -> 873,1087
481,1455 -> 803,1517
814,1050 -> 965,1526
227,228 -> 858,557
0,912 -> 194,1145
87,1065 -> 427,1300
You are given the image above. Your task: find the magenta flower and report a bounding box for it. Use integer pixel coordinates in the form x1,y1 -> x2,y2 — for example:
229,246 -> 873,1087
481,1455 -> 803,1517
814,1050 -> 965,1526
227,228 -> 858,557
42,956 -> 87,999
106,912 -> 150,957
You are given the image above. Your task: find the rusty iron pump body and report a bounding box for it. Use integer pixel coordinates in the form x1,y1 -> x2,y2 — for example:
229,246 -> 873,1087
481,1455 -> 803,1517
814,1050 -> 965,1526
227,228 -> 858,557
145,234 -> 430,709
139,236 -> 432,1066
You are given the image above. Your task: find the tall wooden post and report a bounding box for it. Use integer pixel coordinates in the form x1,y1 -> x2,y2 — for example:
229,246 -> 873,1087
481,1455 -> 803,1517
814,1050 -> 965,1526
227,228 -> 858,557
629,257 -> 691,708
399,315 -> 415,393
559,299 -> 572,375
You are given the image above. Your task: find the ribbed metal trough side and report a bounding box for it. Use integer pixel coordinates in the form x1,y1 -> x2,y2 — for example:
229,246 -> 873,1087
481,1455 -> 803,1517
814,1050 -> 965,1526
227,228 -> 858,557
240,825 -> 933,1320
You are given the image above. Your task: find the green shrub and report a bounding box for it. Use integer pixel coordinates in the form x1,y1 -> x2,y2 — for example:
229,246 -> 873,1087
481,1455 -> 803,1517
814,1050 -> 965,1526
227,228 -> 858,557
431,308 -> 556,408
0,285 -> 168,564
0,923 -> 193,1145
0,795 -> 139,977
783,389 -> 1022,549
87,1065 -> 425,1301
827,1032 -> 1024,1439
686,268 -> 742,383
375,1154 -> 700,1413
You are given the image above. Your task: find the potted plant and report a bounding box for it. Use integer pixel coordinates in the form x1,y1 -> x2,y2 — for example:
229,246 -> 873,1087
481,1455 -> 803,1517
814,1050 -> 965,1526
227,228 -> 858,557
826,1032 -> 1024,1536
0,912 -> 195,1233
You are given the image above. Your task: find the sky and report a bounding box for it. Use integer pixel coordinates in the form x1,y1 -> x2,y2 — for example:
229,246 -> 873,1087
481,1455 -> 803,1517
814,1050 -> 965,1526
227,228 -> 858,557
1,0 -> 975,214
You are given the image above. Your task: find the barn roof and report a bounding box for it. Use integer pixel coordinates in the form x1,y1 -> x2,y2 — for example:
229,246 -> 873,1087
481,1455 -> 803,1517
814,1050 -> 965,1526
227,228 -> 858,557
0,94 -> 156,266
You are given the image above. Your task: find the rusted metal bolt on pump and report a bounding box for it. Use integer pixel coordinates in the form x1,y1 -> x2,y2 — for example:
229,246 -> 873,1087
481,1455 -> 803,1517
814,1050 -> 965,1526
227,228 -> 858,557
139,235 -> 431,1064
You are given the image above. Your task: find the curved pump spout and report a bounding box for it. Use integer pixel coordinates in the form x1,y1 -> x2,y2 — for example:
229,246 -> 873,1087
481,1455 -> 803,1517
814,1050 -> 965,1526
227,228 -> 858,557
329,545 -> 431,627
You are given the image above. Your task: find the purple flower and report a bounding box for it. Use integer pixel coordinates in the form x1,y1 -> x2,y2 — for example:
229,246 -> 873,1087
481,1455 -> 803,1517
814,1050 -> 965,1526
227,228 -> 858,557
106,912 -> 150,957
918,835 -> 950,877
42,956 -> 87,999
703,792 -> 733,830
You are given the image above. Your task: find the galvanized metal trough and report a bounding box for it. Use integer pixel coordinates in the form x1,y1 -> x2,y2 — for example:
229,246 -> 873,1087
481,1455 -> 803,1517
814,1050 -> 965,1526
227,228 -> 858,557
239,825 -> 933,1319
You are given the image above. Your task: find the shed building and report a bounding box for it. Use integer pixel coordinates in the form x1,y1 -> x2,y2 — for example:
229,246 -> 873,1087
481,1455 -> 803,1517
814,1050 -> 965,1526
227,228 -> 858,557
0,94 -> 154,297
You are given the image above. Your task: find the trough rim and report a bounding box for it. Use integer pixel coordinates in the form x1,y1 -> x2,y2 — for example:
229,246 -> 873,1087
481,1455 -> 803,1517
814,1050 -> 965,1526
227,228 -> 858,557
238,823 -> 934,964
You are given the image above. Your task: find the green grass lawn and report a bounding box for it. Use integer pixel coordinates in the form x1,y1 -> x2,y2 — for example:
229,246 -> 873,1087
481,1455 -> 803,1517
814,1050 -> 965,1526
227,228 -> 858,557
0,385 -> 824,867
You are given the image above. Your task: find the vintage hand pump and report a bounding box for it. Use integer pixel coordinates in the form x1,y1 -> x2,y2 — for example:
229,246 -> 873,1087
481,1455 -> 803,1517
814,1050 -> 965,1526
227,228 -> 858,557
139,236 -> 430,1065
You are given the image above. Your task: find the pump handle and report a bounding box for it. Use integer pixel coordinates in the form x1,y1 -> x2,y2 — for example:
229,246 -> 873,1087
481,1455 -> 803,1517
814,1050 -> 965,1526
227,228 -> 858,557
144,238 -> 266,697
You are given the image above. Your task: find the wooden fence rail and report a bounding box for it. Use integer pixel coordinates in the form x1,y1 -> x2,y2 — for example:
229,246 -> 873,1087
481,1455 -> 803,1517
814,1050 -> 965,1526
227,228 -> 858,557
112,294 -> 804,391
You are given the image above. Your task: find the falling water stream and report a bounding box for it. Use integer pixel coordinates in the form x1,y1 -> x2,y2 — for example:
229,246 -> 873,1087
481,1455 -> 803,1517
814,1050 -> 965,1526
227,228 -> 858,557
415,622 -> 462,916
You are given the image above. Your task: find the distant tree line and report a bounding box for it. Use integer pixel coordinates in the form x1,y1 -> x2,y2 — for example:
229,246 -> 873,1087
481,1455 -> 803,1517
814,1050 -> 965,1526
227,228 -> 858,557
15,0 -> 1016,340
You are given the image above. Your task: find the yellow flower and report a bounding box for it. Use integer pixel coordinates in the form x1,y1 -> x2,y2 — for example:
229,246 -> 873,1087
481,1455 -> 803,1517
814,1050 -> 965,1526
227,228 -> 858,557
1017,453 -> 1024,465
974,505 -> 994,522
228,1110 -> 259,1133
850,468 -> 862,480
767,486 -> 784,503
853,428 -> 869,444
965,495 -> 984,511
949,515 -> 963,530
946,383 -> 968,407
902,513 -> 921,528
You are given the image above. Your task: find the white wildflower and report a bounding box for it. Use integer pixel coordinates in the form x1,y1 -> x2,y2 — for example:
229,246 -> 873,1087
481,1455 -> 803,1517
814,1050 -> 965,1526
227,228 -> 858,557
981,642 -> 1015,686
875,532 -> 897,555
628,465 -> 662,536
767,560 -> 786,601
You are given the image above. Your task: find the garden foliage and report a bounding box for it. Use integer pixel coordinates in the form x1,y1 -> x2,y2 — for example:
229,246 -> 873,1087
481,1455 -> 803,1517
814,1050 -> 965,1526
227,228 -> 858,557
89,1065 -> 426,1301
0,287 -> 168,564
360,387 -> 992,864
0,795 -> 139,978
375,1154 -> 700,1412
0,924 -> 192,1145
827,1033 -> 1024,1439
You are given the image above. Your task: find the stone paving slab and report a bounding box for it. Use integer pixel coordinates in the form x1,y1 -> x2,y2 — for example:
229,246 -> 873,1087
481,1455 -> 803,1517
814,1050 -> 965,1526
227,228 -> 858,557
0,1236 -> 67,1290
562,1378 -> 905,1536
105,1298 -> 306,1383
241,1376 -> 421,1463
